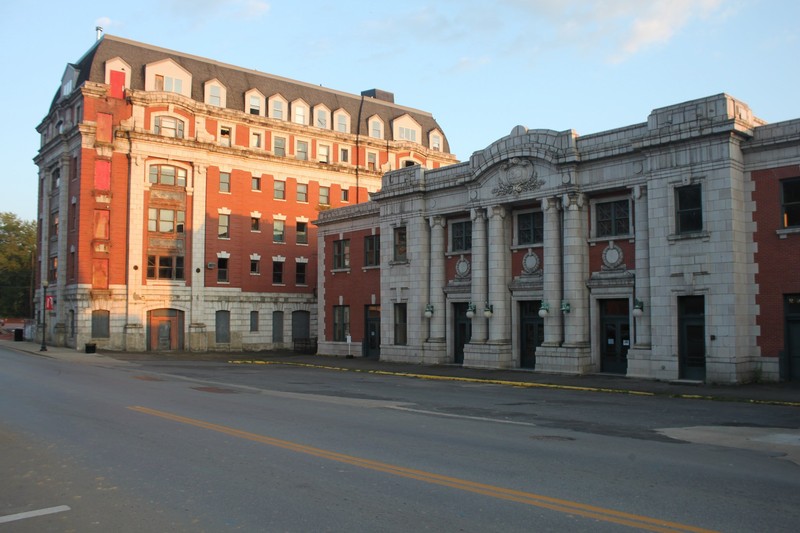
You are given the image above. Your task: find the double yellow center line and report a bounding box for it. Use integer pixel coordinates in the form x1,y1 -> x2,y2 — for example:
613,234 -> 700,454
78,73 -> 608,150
129,406 -> 717,533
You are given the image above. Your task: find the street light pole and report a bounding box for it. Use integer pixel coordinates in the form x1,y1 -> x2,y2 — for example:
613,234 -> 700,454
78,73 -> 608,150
40,280 -> 49,351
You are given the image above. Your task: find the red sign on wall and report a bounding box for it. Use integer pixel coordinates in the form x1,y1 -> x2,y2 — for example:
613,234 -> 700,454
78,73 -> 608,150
45,295 -> 54,311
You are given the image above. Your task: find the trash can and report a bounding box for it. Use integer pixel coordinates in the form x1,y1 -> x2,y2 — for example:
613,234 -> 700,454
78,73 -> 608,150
85,343 -> 97,354
13,328 -> 23,341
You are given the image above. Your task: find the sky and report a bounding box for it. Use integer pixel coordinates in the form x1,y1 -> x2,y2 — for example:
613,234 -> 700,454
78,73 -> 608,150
1,0 -> 799,222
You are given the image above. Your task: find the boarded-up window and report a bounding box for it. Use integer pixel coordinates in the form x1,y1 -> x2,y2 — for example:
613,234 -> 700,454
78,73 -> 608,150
96,113 -> 113,143
93,210 -> 110,240
272,311 -> 284,343
110,70 -> 126,99
92,258 -> 109,289
215,310 -> 230,343
91,310 -> 110,338
94,160 -> 111,190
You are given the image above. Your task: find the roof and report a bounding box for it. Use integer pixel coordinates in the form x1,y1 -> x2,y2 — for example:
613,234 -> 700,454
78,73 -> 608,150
58,34 -> 451,152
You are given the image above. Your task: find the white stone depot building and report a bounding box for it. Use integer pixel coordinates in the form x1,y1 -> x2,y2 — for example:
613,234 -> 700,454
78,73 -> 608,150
316,94 -> 800,383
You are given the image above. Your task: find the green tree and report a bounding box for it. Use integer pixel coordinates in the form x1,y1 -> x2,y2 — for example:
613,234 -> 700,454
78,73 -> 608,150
0,212 -> 36,318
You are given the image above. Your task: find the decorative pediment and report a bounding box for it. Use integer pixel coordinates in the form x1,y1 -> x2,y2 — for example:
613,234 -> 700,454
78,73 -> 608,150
491,158 -> 545,197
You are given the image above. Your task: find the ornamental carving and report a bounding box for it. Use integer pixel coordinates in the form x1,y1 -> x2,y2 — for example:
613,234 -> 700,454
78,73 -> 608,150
601,241 -> 625,271
455,255 -> 471,280
492,158 -> 545,197
521,249 -> 541,276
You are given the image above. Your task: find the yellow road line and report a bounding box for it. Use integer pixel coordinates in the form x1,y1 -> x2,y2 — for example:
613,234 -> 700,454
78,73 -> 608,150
129,405 -> 718,533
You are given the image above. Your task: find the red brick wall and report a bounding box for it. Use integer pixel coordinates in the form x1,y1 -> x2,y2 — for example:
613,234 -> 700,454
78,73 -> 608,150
752,165 -> 800,357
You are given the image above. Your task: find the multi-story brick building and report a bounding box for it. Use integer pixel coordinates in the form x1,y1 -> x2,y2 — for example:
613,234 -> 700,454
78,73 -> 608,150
34,34 -> 456,352
316,94 -> 800,383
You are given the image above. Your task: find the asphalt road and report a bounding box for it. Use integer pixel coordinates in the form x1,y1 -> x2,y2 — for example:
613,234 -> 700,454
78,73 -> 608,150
2,347 -> 799,532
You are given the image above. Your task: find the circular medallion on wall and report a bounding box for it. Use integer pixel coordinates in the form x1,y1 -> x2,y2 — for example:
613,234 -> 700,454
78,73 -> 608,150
602,241 -> 624,270
522,249 -> 540,275
455,255 -> 471,279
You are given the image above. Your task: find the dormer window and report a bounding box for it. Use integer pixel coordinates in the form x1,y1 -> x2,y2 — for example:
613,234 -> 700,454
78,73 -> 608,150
204,80 -> 226,107
155,74 -> 183,93
369,118 -> 383,139
272,100 -> 284,120
293,101 -> 309,125
62,79 -> 73,97
154,116 -> 185,139
209,86 -> 221,106
335,110 -> 350,133
398,127 -> 417,142
249,95 -> 261,115
316,109 -> 328,128
431,134 -> 442,151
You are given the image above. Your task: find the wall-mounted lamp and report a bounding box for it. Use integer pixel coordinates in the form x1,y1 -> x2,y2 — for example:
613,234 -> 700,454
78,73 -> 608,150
483,302 -> 494,318
424,304 -> 434,319
632,299 -> 644,318
466,302 -> 476,319
561,301 -> 571,314
538,302 -> 550,318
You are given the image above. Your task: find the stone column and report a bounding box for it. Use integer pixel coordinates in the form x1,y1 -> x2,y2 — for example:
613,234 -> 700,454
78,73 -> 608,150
632,185 -> 651,348
469,207 -> 488,343
541,196 -> 563,346
562,192 -> 589,348
428,216 -> 446,341
487,205 -> 509,342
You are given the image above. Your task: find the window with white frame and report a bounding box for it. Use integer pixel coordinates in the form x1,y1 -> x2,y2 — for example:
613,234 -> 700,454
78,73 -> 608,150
149,165 -> 187,187
252,175 -> 261,191
296,140 -> 309,161
369,118 -> 382,139
274,180 -> 285,200
274,136 -> 286,157
250,258 -> 260,274
219,172 -> 230,193
431,133 -> 442,151
154,116 -> 185,138
273,219 -> 285,243
367,152 -> 377,171
270,97 -> 286,120
218,214 -> 230,239
154,74 -> 183,93
248,94 -> 261,115
316,109 -> 328,129
335,112 -> 349,133
319,186 -> 330,206
208,85 -> 222,107
398,126 -> 417,142
296,183 -> 308,203
219,126 -> 231,146
318,145 -> 330,163
339,147 -> 349,163
251,131 -> 262,148
293,103 -> 307,125
148,208 -> 185,234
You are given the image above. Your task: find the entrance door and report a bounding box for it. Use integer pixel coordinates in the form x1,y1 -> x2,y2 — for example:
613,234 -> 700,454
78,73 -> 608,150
364,305 -> 381,358
147,309 -> 183,351
786,295 -> 800,381
520,300 -> 543,369
600,299 -> 630,374
679,295 -> 706,380
453,302 -> 471,365
157,320 -> 171,351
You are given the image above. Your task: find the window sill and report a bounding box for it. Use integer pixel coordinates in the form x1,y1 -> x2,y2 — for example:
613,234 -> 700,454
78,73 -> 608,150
587,235 -> 634,246
776,227 -> 800,239
389,259 -> 409,265
667,230 -> 710,242
362,265 -> 380,271
510,243 -> 543,251
445,251 -> 472,258
331,268 -> 350,274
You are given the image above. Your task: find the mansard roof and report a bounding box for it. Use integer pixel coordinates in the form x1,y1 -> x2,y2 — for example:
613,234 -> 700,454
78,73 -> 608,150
54,34 -> 451,152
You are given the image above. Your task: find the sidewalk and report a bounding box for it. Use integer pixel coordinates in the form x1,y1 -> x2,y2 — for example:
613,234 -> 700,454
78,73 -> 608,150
2,338 -> 799,407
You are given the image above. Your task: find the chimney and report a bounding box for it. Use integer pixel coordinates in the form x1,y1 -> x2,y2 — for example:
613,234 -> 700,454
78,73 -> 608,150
96,26 -> 104,41
361,89 -> 395,103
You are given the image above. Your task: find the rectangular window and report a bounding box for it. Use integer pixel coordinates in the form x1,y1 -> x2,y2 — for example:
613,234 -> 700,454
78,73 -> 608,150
333,239 -> 350,269
250,259 -> 260,274
370,120 -> 381,139
154,116 -> 184,138
296,221 -> 308,244
451,220 -> 472,252
274,180 -> 285,200
249,95 -> 261,115
342,188 -> 350,202
250,310 -> 259,332
91,310 -> 110,338
517,211 -> 543,245
295,106 -> 306,125
782,178 -> 800,228
676,184 -> 703,234
251,132 -> 262,148
274,137 -> 286,157
272,311 -> 284,342
393,227 -> 407,262
272,100 -> 284,120
296,140 -> 309,161
219,172 -> 230,193
273,261 -> 284,284
252,175 -> 261,191
273,219 -> 285,243
596,200 -> 630,237
218,214 -> 230,239
319,186 -> 330,205
337,114 -> 347,133
431,134 -> 441,151
340,148 -> 349,163
296,262 -> 307,285
333,305 -> 350,342
220,127 -> 231,147
148,208 -> 185,234
217,257 -> 229,282
365,234 -> 380,267
319,145 -> 330,163
297,183 -> 308,202
399,127 -> 417,141
215,310 -> 230,343
209,85 -> 221,106
146,255 -> 185,280
316,109 -> 327,128
394,303 -> 407,345
367,152 -> 377,171
251,217 -> 260,231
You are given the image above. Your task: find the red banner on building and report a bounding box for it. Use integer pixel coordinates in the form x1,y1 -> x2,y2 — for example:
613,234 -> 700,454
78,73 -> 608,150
45,295 -> 54,311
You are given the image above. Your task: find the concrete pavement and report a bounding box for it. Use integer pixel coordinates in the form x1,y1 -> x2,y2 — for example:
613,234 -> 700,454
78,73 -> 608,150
2,338 -> 799,407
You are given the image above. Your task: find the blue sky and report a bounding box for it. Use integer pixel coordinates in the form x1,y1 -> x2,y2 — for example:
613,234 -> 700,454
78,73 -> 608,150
1,0 -> 798,221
